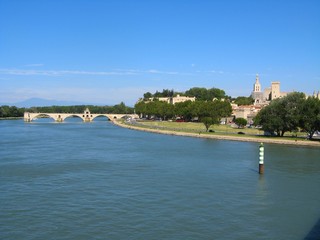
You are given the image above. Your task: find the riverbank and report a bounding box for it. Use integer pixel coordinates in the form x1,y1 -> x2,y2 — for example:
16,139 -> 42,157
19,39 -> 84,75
0,117 -> 23,120
113,120 -> 320,147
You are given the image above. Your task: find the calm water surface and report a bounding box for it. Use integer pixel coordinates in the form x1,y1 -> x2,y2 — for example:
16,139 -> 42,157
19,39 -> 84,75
1,118 -> 320,239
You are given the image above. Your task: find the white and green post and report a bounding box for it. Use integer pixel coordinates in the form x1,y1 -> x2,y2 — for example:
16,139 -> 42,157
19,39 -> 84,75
259,143 -> 264,174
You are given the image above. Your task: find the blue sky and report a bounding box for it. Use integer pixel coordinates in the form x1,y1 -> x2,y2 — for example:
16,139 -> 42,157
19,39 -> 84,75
0,0 -> 319,106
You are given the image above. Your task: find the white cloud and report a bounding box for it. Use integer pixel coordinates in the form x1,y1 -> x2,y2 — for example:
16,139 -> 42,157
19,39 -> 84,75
0,68 -> 139,76
24,63 -> 44,67
0,68 -> 184,77
115,69 -> 180,75
195,70 -> 225,74
147,69 -> 179,75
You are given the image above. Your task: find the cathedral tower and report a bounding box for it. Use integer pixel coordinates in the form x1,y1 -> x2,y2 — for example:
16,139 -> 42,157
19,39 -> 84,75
251,74 -> 264,105
253,74 -> 261,92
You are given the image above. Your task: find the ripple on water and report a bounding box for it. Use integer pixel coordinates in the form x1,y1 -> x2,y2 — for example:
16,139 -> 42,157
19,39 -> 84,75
0,120 -> 320,240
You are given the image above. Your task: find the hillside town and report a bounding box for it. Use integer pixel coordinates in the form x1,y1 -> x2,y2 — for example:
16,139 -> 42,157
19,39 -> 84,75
233,75 -> 319,124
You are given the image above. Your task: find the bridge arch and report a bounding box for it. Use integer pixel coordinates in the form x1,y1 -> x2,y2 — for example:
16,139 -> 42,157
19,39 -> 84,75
91,115 -> 110,121
31,113 -> 56,122
64,114 -> 85,122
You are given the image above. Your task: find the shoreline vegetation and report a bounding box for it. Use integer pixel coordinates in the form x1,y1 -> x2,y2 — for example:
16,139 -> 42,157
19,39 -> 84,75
0,117 -> 23,120
113,119 -> 320,148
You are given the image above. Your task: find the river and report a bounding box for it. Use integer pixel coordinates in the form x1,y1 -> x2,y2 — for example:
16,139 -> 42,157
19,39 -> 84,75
1,118 -> 320,239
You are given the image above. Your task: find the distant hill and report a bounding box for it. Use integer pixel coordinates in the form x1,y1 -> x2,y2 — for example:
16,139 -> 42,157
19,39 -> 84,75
1,98 -> 89,108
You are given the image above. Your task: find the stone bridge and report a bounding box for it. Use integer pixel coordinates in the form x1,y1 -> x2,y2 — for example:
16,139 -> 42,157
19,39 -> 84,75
24,108 -> 139,122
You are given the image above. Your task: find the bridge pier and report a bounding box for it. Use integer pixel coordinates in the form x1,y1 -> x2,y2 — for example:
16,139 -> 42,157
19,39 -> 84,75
24,112 -> 31,122
84,117 -> 92,122
56,115 -> 63,122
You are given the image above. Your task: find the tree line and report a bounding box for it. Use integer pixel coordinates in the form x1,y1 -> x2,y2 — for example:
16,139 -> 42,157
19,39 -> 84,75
142,87 -> 230,101
135,100 -> 232,131
137,87 -> 255,131
254,92 -> 320,139
0,106 -> 25,118
142,87 -> 253,105
0,102 -> 134,118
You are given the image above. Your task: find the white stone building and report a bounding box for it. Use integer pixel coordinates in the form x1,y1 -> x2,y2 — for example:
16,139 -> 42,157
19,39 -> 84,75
232,104 -> 262,124
146,94 -> 196,105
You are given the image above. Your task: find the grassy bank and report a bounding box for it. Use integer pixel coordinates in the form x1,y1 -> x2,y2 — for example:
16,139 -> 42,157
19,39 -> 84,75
115,120 -> 320,147
137,120 -> 306,137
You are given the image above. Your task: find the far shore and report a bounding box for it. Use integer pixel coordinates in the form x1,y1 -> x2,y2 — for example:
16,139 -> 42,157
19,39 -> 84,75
0,117 -> 23,120
113,120 -> 320,148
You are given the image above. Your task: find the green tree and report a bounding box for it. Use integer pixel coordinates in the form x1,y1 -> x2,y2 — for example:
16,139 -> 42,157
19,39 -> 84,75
185,87 -> 227,101
113,102 -> 127,113
0,106 -> 11,117
300,97 -> 320,139
151,101 -> 173,120
0,105 -> 24,118
174,101 -> 193,121
153,89 -> 175,98
197,101 -> 231,131
135,101 -> 147,117
254,92 -> 305,136
185,87 -> 208,101
234,118 -> 247,128
143,92 -> 153,100
234,96 -> 254,106
153,91 -> 161,98
161,89 -> 174,97
200,117 -> 217,132
212,100 -> 232,118
254,100 -> 283,136
280,92 -> 305,134
208,88 -> 227,100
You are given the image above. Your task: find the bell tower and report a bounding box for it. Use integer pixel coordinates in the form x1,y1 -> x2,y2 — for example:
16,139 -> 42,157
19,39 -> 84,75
253,74 -> 261,92
251,74 -> 264,105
